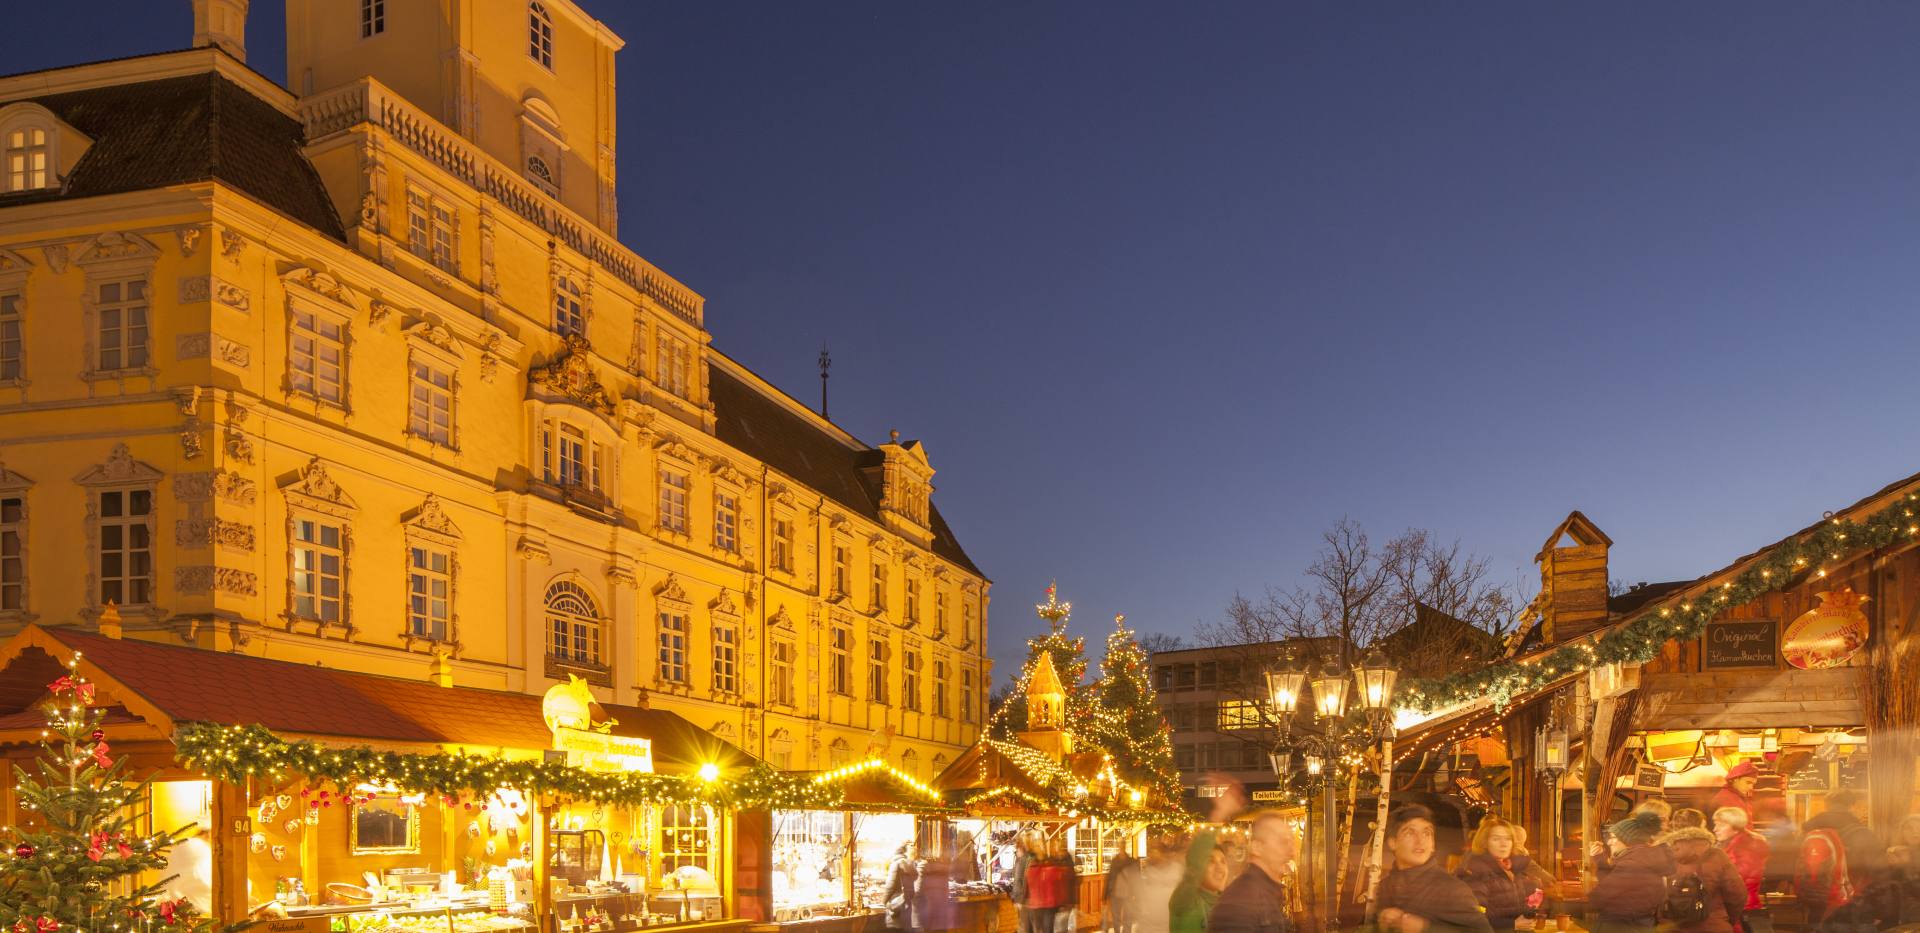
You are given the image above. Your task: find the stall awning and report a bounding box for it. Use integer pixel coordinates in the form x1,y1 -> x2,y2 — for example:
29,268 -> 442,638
1393,674 -> 1576,760
0,625 -> 756,773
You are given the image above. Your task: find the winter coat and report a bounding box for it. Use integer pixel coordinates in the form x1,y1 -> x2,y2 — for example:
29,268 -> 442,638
1803,809 -> 1887,891
919,856 -> 955,931
1376,860 -> 1493,933
1026,858 -> 1075,911
1206,863 -> 1291,933
1135,855 -> 1186,933
1169,831 -> 1220,933
1587,844 -> 1675,930
1013,851 -> 1034,906
1709,787 -> 1753,821
1720,830 -> 1769,911
886,857 -> 922,931
1668,842 -> 1747,933
1455,853 -> 1542,931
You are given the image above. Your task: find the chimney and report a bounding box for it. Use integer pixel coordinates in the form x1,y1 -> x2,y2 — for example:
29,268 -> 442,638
1536,511 -> 1611,644
191,0 -> 250,62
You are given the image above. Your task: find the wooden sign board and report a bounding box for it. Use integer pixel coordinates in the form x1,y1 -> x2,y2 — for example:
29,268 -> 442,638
1703,619 -> 1778,670
1250,790 -> 1290,802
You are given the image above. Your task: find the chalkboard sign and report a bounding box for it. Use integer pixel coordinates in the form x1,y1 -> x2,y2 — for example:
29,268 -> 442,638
1704,619 -> 1778,670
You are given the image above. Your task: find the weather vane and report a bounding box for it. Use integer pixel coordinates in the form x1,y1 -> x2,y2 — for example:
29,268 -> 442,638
1036,581 -> 1072,632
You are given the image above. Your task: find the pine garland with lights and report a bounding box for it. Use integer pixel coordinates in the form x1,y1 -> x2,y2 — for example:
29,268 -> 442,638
1088,615 -> 1181,802
1399,494 -> 1920,711
2,655 -> 214,933
175,723 -> 844,812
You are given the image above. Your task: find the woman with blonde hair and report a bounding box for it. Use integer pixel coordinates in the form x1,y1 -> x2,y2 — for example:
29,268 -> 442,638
1457,818 -> 1544,931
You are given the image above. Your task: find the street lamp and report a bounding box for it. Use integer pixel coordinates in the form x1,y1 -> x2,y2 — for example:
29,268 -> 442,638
1268,749 -> 1294,780
1354,649 -> 1399,714
1267,655 -> 1308,721
1311,662 -> 1350,719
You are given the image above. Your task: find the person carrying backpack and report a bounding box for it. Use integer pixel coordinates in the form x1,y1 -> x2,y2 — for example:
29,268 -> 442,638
1588,811 -> 1675,933
1663,827 -> 1747,933
1798,791 -> 1885,931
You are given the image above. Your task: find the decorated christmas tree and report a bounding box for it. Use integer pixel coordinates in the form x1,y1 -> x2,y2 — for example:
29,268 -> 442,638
1090,614 -> 1181,801
990,584 -> 1091,735
0,651 -> 214,933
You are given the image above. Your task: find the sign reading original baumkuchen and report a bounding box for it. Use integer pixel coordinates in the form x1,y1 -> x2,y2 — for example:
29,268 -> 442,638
1703,619 -> 1778,670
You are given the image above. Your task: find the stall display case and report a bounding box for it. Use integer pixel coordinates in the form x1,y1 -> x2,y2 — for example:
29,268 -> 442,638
771,811 -> 850,921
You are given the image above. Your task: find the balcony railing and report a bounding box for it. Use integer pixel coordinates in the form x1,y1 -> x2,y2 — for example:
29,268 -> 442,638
299,78 -> 705,328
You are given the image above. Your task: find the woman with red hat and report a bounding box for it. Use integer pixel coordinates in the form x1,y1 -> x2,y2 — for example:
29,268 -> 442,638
1711,762 -> 1760,820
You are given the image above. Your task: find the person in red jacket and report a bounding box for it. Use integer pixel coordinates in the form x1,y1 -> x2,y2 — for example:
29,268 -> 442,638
1710,763 -> 1760,822
1711,806 -> 1769,912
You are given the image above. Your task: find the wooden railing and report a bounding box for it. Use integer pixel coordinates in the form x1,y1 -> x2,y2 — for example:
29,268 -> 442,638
298,78 -> 705,328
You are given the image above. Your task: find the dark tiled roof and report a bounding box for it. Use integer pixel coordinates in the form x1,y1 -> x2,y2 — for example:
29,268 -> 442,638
708,364 -> 983,576
0,72 -> 344,241
1606,580 -> 1694,617
5,628 -> 751,771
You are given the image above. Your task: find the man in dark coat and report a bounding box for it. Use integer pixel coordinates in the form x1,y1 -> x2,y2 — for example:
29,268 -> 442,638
1588,811 -> 1675,933
1376,805 -> 1493,933
1208,812 -> 1294,933
1800,789 -> 1885,929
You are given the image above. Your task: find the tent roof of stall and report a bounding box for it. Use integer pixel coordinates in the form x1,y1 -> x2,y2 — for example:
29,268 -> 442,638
0,625 -> 755,773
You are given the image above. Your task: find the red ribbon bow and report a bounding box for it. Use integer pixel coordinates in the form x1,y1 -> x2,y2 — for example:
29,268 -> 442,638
91,740 -> 112,770
158,900 -> 183,925
46,677 -> 94,705
13,917 -> 58,933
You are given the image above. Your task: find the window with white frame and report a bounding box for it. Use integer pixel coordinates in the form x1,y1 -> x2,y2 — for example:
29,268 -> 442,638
0,291 -> 20,380
541,421 -> 604,493
900,749 -> 919,779
289,306 -> 346,405
553,277 -> 585,337
545,580 -> 602,666
658,610 -> 688,683
1,493 -> 24,614
770,639 -> 796,707
94,278 -> 149,372
712,623 -> 738,693
713,490 -> 738,553
963,601 -> 975,644
406,189 -> 457,272
828,623 -> 852,696
406,544 -> 450,641
771,515 -> 793,572
655,331 -> 690,398
96,488 -> 153,608
870,559 -> 888,612
829,738 -> 851,768
902,646 -> 921,712
528,2 -> 554,69
527,156 -> 556,196
933,659 -> 949,718
905,576 -> 920,624
657,468 -> 689,534
832,543 -> 850,596
5,127 -> 48,192
935,590 -> 948,635
868,636 -> 889,704
360,0 -> 385,37
962,668 -> 975,722
291,517 -> 345,623
408,358 -> 453,445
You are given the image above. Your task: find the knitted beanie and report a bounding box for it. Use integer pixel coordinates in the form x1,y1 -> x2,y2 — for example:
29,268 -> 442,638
1611,810 -> 1664,846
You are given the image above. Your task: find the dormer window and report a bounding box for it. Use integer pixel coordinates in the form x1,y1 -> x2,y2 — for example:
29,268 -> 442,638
528,2 -> 554,69
5,128 -> 48,192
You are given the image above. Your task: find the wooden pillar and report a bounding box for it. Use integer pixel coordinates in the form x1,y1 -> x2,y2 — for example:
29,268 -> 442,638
533,794 -> 553,933
210,779 -> 249,923
732,809 -> 772,921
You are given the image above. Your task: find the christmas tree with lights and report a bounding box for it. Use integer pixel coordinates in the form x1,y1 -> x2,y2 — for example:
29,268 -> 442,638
0,651 -> 214,933
992,584 -> 1092,735
1091,614 -> 1181,801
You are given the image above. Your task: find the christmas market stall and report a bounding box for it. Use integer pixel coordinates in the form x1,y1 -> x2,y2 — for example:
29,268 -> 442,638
0,624 -> 834,933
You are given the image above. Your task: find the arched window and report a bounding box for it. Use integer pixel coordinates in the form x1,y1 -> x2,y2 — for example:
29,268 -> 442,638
545,579 -> 601,666
528,2 -> 553,68
769,730 -> 794,770
829,738 -> 851,768
528,156 -> 554,184
930,754 -> 949,780
900,748 -> 919,779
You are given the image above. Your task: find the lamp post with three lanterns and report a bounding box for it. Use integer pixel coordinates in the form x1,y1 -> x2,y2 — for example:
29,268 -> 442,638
1265,648 -> 1400,931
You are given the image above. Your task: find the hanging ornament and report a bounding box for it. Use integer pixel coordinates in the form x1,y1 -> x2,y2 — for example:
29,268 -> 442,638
249,833 -> 267,854
284,819 -> 302,836
13,843 -> 34,859
1784,588 -> 1870,669
89,729 -> 104,743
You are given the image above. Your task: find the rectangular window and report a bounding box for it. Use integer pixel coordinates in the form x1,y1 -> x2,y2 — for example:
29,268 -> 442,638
935,592 -> 947,635
1175,744 -> 1195,771
6,128 -> 47,192
713,491 -> 738,553
832,544 -> 850,596
658,612 -> 688,684
360,0 -> 384,36
770,639 -> 796,707
528,2 -> 555,69
431,204 -> 456,271
0,292 -> 20,380
771,516 -> 793,572
870,560 -> 887,612
658,469 -> 689,533
408,360 -> 453,445
933,660 -> 949,718
545,423 -> 598,491
963,601 -> 975,644
659,804 -> 710,873
1155,665 -> 1173,692
406,190 -> 457,272
554,282 -> 585,337
289,307 -> 346,404
1176,664 -> 1196,689
407,191 -> 430,257
961,668 -> 975,723
902,647 -> 922,712
905,577 -> 920,624
868,637 -> 889,704
829,625 -> 852,695
1218,699 -> 1263,731
713,625 -> 738,693
95,279 -> 149,372
0,495 -> 23,612
655,332 -> 690,398
96,489 -> 152,608
406,545 -> 450,641
292,517 -> 344,623
1198,661 -> 1219,689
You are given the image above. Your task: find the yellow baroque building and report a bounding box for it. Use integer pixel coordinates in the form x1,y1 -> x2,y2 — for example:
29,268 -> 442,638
0,0 -> 990,776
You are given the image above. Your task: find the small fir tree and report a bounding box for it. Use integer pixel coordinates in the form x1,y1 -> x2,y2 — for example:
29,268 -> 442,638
0,651 -> 213,933
1091,615 -> 1181,802
992,584 -> 1092,735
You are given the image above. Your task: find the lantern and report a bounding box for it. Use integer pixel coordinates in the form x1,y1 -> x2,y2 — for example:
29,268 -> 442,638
1310,662 -> 1349,719
1266,656 -> 1307,716
1268,748 -> 1293,779
1353,649 -> 1398,712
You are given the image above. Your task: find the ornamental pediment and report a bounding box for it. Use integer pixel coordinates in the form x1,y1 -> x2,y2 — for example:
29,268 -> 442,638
529,334 -> 616,418
73,444 -> 163,486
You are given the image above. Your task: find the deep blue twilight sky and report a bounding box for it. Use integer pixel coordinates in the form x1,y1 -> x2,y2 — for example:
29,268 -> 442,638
12,3 -> 1920,680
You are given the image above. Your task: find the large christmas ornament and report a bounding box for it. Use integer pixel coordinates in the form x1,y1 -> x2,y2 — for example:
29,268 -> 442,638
14,843 -> 33,859
1783,588 -> 1870,670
